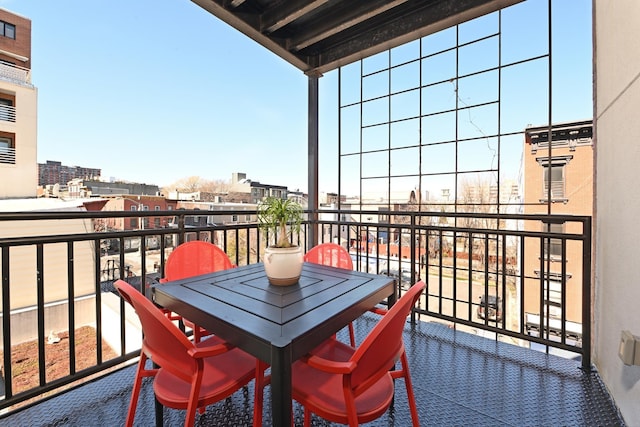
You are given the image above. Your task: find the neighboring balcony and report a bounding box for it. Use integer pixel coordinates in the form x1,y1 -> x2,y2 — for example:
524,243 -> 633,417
0,104 -> 16,123
0,209 -> 624,425
0,146 -> 15,164
0,62 -> 31,86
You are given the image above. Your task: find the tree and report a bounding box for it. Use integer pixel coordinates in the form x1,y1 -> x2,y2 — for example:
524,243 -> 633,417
162,176 -> 230,194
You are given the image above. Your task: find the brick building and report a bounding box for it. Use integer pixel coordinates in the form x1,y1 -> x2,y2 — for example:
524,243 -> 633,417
0,8 -> 37,198
38,160 -> 101,186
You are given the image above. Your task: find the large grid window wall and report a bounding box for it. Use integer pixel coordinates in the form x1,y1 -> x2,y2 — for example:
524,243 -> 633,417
335,0 -> 592,219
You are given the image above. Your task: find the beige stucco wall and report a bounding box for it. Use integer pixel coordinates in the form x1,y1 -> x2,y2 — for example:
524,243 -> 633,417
0,81 -> 37,198
0,217 -> 96,311
594,0 -> 640,424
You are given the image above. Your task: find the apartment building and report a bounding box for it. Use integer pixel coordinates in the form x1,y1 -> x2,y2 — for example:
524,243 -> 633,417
38,160 -> 101,186
101,195 -> 177,232
67,178 -> 159,198
523,120 -> 593,335
0,9 -> 36,199
229,172 -> 288,203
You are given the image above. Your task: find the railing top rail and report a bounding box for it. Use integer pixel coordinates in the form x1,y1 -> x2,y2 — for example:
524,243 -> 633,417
0,208 -> 591,223
314,209 -> 591,223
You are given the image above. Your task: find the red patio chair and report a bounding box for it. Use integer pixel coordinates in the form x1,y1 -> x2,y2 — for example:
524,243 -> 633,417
291,281 -> 425,427
114,280 -> 263,427
160,241 -> 235,342
304,243 -> 357,346
304,242 -> 353,270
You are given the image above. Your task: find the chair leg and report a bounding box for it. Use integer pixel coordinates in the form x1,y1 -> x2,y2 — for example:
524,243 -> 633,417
304,408 -> 311,427
185,370 -> 204,426
399,352 -> 420,426
126,353 -> 150,427
253,360 -> 268,427
348,322 -> 356,347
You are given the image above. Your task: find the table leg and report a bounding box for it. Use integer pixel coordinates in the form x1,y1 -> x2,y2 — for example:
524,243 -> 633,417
154,361 -> 163,427
270,345 -> 292,426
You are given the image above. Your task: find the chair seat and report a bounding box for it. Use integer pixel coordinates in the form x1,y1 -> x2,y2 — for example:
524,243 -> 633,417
154,336 -> 256,409
292,282 -> 424,426
293,338 -> 395,424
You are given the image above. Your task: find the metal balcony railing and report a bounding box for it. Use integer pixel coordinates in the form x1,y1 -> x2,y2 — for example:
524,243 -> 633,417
0,209 -> 591,414
0,104 -> 16,123
0,147 -> 15,164
0,62 -> 31,86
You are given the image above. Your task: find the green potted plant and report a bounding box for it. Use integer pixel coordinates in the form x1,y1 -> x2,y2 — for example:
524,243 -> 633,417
257,196 -> 305,285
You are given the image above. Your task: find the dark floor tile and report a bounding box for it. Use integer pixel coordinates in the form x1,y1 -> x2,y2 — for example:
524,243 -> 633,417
0,314 -> 625,426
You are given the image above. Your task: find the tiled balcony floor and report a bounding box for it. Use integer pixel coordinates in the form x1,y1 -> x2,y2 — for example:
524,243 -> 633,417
1,313 -> 626,426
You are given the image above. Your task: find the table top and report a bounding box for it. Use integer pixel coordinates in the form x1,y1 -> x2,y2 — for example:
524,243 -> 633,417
152,262 -> 395,362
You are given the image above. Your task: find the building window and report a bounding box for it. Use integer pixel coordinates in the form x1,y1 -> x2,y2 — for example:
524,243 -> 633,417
154,218 -> 161,228
544,281 -> 562,319
130,205 -> 138,228
0,98 -> 15,122
232,215 -> 238,222
536,155 -> 572,202
155,206 -> 160,211
544,165 -> 564,198
542,222 -> 564,259
0,21 -> 15,39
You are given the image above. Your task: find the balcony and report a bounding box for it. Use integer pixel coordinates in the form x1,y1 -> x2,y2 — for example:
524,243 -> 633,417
0,209 -> 624,425
0,146 -> 15,164
0,62 -> 31,86
0,104 -> 16,123
0,313 -> 623,426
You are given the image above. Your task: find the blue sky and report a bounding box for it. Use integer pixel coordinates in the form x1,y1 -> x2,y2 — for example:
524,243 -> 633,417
1,0 -> 592,198
2,0 -> 311,190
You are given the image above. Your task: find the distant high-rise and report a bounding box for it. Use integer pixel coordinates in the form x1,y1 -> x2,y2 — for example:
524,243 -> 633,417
0,8 -> 37,198
38,160 -> 101,186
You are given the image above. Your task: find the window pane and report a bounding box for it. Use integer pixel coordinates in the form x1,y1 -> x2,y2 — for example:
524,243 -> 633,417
5,24 -> 15,39
543,222 -> 563,257
543,165 -> 564,198
362,124 -> 388,151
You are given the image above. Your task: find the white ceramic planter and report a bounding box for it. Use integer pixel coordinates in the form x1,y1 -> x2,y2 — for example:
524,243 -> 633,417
263,246 -> 303,286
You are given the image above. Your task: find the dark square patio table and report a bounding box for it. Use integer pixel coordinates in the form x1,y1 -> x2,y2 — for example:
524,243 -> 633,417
152,261 -> 395,426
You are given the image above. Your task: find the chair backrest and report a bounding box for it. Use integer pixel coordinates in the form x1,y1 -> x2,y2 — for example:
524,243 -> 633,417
114,280 -> 198,383
350,281 -> 426,392
304,243 -> 353,270
163,241 -> 234,282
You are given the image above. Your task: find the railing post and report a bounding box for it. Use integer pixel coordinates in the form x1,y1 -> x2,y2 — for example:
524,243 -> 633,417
581,216 -> 592,372
410,212 -> 416,323
178,213 -> 185,245
2,246 -> 13,399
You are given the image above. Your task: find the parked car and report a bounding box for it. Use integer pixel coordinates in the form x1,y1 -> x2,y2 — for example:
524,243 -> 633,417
477,294 -> 503,322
